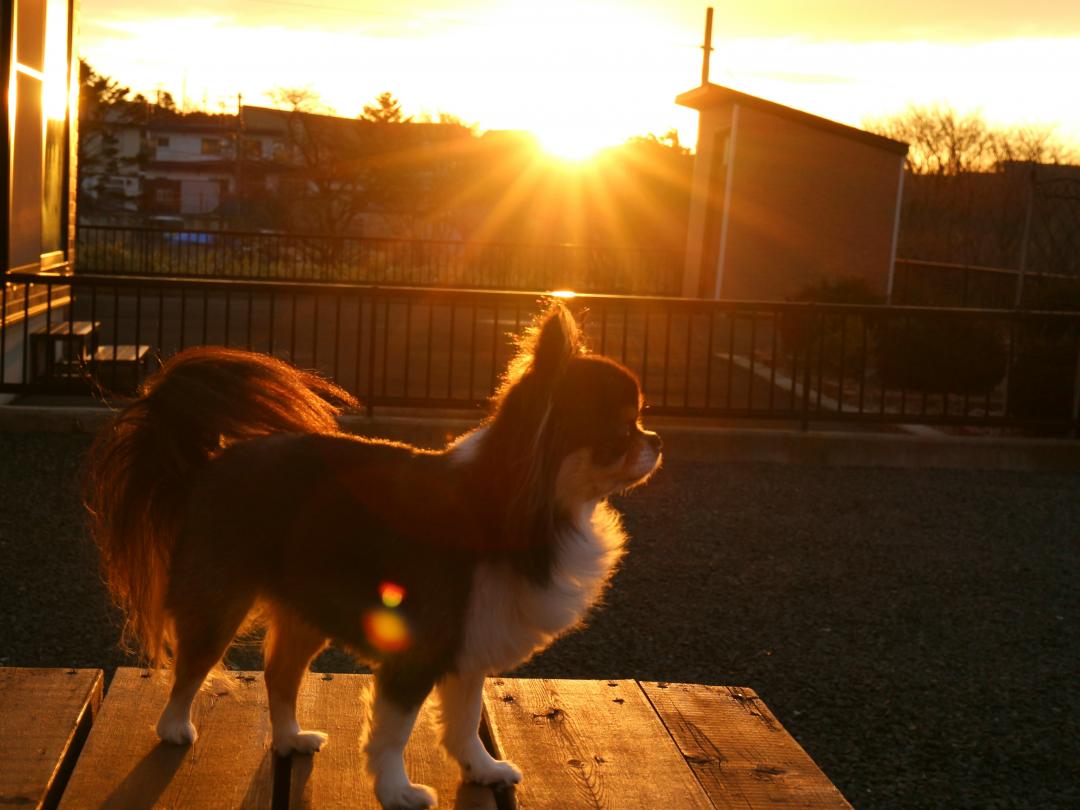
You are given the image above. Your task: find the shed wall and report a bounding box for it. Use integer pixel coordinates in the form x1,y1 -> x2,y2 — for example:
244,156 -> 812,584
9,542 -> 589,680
722,105 -> 902,300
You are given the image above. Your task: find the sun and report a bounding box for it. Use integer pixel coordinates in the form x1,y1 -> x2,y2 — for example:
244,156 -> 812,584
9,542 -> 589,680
535,128 -> 607,163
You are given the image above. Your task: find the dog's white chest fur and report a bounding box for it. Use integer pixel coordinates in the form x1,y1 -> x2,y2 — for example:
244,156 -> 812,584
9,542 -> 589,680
457,501 -> 626,675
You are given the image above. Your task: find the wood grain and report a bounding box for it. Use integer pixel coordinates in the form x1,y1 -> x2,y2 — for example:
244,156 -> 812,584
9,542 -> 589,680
0,667 -> 103,810
482,678 -> 713,809
640,682 -> 852,809
288,672 -> 495,810
58,668 -> 275,810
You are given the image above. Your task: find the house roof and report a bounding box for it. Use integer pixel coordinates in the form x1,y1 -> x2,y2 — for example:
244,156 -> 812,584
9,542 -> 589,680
676,83 -> 908,157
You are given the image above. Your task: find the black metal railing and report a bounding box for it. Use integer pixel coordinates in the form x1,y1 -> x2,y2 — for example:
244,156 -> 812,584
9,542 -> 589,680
75,225 -> 683,296
4,271 -> 1079,434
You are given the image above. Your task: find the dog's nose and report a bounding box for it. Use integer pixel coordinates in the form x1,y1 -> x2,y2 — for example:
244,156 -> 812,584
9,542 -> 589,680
645,432 -> 662,453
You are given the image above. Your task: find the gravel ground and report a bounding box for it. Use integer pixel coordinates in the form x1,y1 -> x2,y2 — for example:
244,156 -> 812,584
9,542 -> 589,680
1,430 -> 1077,809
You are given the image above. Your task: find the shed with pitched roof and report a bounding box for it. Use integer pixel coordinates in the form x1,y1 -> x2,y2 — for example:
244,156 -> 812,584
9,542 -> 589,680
677,83 -> 908,301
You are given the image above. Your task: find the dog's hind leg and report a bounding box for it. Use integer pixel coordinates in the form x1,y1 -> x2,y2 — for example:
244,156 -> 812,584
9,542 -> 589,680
264,607 -> 328,755
437,672 -> 522,786
365,665 -> 438,810
157,590 -> 252,745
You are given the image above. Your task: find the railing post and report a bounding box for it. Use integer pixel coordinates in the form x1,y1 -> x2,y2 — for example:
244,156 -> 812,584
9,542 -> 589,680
365,296 -> 377,418
800,306 -> 814,432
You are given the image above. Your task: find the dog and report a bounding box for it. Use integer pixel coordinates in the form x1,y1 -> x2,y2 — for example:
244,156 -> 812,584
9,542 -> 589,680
84,302 -> 661,809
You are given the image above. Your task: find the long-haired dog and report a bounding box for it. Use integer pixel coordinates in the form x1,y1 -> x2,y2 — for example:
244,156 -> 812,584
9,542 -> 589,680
85,302 -> 661,809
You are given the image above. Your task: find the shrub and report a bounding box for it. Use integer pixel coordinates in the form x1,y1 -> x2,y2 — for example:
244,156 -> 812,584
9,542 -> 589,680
874,316 -> 1007,394
1008,280 -> 1080,423
781,277 -> 883,371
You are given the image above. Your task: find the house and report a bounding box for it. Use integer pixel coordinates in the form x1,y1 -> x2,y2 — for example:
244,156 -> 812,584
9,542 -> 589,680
79,104 -> 284,222
677,83 -> 908,300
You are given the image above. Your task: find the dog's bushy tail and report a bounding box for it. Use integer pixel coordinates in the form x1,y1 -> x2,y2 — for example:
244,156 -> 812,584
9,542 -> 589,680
84,347 -> 357,666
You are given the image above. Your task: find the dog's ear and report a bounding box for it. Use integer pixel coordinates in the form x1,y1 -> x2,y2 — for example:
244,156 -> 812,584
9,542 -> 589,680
532,302 -> 580,379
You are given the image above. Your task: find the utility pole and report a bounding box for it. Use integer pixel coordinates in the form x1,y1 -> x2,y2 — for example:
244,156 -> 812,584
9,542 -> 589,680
701,7 -> 714,86
235,93 -> 245,220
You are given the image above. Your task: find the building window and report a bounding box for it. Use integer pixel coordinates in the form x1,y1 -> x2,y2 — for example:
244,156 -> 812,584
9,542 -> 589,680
201,138 -> 222,155
157,136 -> 170,147
243,138 -> 263,158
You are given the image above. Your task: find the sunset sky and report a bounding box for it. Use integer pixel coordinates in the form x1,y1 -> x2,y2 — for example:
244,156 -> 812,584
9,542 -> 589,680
80,0 -> 1080,158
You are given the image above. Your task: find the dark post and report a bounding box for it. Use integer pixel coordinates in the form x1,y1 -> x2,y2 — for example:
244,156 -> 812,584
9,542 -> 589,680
701,8 -> 714,86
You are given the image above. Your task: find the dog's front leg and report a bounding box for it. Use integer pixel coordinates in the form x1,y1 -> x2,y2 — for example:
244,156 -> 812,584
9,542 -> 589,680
437,672 -> 522,787
365,670 -> 436,810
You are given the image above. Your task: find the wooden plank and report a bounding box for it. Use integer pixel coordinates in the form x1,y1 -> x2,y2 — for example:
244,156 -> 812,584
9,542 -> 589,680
482,678 -> 713,809
288,672 -> 495,810
58,668 -> 275,809
640,682 -> 852,809
91,345 -> 150,363
0,668 -> 103,810
35,321 -> 98,337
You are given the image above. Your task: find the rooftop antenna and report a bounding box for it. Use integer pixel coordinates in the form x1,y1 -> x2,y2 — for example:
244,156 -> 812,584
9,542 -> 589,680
701,7 -> 714,86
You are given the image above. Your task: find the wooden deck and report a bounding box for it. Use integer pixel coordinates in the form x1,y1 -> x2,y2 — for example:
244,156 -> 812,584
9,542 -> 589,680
0,667 -> 851,809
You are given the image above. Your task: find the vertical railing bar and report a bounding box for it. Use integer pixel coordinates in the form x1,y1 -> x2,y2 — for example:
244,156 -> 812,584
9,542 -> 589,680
365,297 -> 377,413
683,312 -> 693,408
836,315 -> 846,414
21,281 -> 31,384
332,293 -> 343,382
179,287 -> 187,350
224,290 -> 232,347
815,311 -> 824,411
312,295 -> 320,370
133,286 -> 143,378
201,288 -> 209,347
858,316 -> 868,414
899,314 -> 908,417
402,300 -> 412,397
468,304 -> 477,400
353,296 -> 363,398
246,289 -> 254,351
0,281 -> 7,383
621,306 -> 629,364
447,303 -> 457,400
768,310 -> 778,412
380,298 -> 390,397
725,314 -> 735,409
661,309 -> 672,407
704,310 -> 714,408
111,284 -> 120,391
267,291 -> 276,356
641,310 -> 651,399
800,313 -> 813,431
424,302 -> 434,400
748,312 -> 758,410
489,305 -> 500,395
156,287 -> 165,357
289,292 -> 298,363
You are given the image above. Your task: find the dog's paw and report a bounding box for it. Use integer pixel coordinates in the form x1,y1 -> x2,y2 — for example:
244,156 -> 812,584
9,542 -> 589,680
273,729 -> 328,756
375,780 -> 437,810
465,756 -> 522,787
156,715 -> 197,746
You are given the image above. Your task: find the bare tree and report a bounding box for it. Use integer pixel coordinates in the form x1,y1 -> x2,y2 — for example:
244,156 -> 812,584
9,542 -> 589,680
865,105 -> 1075,175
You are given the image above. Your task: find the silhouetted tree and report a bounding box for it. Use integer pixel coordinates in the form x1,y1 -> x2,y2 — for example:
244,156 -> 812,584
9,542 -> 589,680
77,60 -> 144,215
360,92 -> 411,124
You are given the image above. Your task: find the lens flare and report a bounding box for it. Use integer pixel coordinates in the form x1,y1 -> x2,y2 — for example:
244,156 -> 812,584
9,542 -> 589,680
363,608 -> 410,652
379,581 -> 405,608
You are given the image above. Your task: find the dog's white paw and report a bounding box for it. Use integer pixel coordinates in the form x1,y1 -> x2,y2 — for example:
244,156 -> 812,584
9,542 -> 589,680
273,730 -> 328,756
375,780 -> 437,810
156,715 -> 197,746
465,756 -> 522,787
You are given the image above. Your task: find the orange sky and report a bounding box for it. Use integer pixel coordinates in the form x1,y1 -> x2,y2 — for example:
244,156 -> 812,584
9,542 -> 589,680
80,0 -> 1080,157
